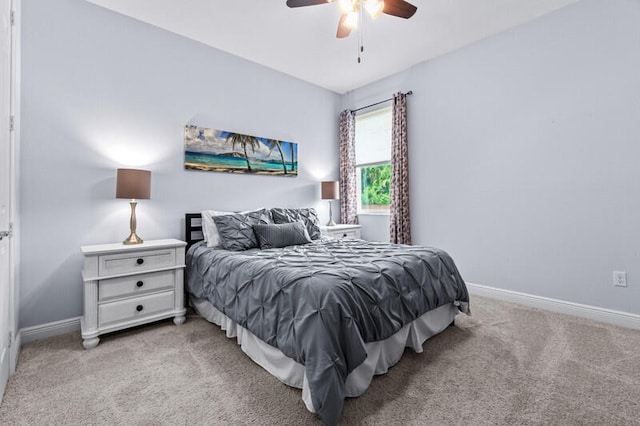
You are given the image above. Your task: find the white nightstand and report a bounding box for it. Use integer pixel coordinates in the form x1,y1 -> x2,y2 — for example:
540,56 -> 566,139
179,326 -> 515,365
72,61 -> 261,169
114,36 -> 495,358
80,238 -> 187,349
320,224 -> 362,240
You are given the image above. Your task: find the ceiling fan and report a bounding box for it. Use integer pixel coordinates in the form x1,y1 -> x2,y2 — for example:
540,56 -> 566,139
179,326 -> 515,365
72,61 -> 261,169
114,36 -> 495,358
286,0 -> 417,39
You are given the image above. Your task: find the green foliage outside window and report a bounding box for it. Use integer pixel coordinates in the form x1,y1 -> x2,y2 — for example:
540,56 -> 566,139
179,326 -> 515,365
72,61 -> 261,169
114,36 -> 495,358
361,163 -> 391,208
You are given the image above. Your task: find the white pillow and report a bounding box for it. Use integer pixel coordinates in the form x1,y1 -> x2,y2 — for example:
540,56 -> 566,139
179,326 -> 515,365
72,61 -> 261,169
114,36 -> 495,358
201,208 -> 268,248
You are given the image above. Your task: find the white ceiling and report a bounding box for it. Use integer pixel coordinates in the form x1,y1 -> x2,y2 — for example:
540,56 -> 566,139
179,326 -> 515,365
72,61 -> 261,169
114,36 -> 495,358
85,0 -> 579,94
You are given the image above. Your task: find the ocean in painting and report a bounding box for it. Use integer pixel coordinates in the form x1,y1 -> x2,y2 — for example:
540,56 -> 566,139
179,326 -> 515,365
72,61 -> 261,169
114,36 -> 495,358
185,151 -> 297,172
184,125 -> 298,177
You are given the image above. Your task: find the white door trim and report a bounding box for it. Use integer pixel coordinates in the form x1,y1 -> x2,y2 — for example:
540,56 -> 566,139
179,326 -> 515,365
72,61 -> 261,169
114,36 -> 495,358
8,0 -> 20,375
0,0 -> 13,403
2,0 -> 19,389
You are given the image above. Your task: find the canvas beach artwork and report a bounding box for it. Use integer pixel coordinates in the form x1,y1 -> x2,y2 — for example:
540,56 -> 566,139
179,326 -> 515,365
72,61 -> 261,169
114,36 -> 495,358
185,125 -> 298,177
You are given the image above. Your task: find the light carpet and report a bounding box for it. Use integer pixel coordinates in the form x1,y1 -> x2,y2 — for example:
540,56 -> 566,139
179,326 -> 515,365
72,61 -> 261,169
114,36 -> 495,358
1,295 -> 639,425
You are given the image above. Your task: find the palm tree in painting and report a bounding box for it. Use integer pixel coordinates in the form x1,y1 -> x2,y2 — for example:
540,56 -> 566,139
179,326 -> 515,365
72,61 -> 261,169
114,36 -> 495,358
289,143 -> 295,172
265,139 -> 288,174
226,132 -> 260,172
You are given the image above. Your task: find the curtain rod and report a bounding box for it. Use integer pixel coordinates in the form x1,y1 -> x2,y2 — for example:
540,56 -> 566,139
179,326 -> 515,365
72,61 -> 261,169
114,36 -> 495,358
353,90 -> 413,113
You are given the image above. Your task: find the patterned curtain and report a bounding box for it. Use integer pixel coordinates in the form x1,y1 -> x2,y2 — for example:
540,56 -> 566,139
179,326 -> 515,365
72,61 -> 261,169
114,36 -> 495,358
339,109 -> 358,225
390,92 -> 411,244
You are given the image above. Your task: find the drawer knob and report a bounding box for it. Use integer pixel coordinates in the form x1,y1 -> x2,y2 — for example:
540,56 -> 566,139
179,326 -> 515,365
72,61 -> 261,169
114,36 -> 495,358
136,258 -> 144,265
136,281 -> 144,288
136,305 -> 144,312
342,233 -> 347,237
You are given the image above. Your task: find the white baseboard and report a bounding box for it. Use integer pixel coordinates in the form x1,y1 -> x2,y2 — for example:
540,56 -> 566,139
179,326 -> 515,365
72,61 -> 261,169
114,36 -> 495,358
20,317 -> 81,345
466,282 -> 640,330
0,346 -> 8,405
10,330 -> 20,374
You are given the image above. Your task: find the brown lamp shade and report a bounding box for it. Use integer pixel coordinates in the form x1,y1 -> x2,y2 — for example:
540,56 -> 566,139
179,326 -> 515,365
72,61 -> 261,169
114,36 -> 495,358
116,169 -> 151,200
321,181 -> 339,200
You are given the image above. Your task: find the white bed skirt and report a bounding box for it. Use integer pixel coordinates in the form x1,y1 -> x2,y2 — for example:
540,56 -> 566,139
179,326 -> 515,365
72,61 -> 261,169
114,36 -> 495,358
190,296 -> 458,413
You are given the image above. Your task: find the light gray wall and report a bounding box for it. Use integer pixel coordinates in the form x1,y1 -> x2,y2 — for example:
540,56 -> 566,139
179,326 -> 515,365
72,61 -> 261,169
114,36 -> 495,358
19,0 -> 340,328
342,0 -> 640,315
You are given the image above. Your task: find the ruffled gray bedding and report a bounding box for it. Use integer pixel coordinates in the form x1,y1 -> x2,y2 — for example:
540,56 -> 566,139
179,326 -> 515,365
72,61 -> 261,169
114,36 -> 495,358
186,238 -> 470,425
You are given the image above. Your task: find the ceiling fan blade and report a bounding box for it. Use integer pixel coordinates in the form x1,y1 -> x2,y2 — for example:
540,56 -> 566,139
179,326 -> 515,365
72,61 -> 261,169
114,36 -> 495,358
383,0 -> 417,19
286,0 -> 328,7
336,14 -> 352,38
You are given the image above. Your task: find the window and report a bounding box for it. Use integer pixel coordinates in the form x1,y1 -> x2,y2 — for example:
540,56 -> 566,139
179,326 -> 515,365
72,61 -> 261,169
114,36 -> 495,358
355,106 -> 392,213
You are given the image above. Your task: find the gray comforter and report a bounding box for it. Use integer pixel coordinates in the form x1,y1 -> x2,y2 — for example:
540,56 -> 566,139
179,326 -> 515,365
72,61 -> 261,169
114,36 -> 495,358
186,238 -> 470,425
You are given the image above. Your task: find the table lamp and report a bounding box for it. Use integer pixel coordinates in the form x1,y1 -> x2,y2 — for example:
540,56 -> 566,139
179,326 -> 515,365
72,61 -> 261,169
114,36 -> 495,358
116,168 -> 151,245
321,181 -> 339,226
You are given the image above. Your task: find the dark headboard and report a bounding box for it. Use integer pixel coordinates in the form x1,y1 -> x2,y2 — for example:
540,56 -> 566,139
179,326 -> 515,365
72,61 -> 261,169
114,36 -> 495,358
185,213 -> 204,251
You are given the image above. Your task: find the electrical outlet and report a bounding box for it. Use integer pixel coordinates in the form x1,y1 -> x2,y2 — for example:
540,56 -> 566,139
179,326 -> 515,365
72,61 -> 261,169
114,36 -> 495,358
613,271 -> 627,287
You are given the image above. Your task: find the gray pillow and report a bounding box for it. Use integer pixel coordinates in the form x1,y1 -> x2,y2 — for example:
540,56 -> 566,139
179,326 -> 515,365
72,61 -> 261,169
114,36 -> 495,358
270,207 -> 321,240
253,222 -> 312,249
213,209 -> 271,251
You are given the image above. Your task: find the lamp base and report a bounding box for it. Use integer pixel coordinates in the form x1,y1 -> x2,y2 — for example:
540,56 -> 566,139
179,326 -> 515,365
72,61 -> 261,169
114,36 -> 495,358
123,201 -> 144,245
123,231 -> 144,245
326,200 -> 336,226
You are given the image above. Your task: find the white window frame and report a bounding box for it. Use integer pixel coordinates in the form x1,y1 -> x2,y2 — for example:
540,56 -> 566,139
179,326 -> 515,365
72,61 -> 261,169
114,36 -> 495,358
355,106 -> 392,215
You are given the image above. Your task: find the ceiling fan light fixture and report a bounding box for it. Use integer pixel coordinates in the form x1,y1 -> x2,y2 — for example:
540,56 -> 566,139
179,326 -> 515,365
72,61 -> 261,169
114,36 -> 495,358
338,0 -> 356,14
364,0 -> 384,19
344,10 -> 359,29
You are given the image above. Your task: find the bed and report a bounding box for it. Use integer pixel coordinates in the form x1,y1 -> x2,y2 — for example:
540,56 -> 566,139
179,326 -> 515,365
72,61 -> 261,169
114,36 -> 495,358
184,209 -> 470,425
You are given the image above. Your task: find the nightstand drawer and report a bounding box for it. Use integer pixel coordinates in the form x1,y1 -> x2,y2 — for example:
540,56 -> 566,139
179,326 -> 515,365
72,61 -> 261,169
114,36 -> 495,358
320,225 -> 362,240
99,248 -> 176,277
98,291 -> 175,327
98,270 -> 175,302
336,230 -> 359,239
